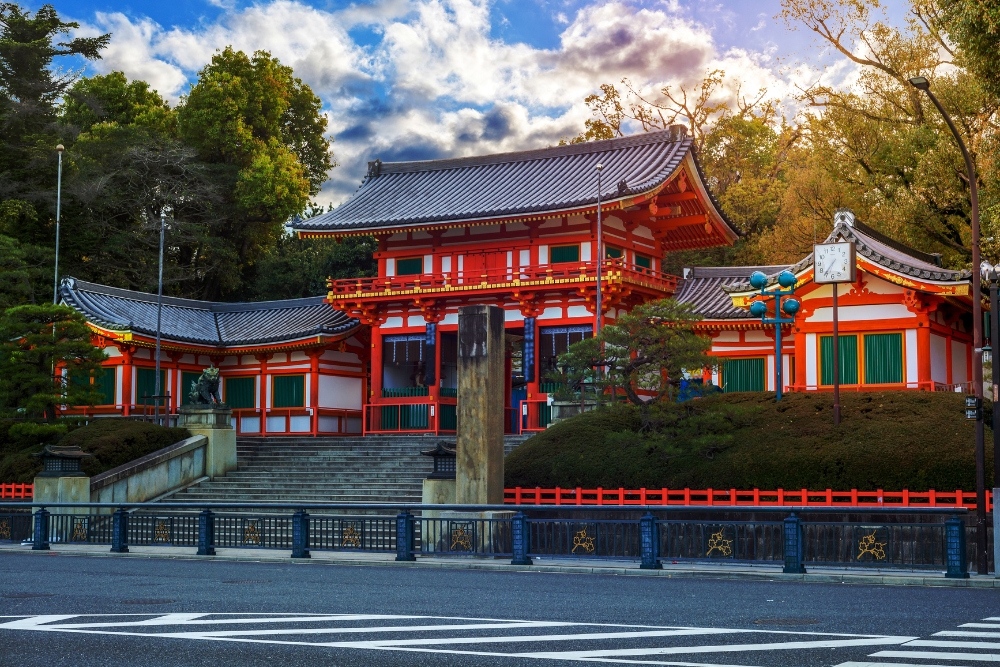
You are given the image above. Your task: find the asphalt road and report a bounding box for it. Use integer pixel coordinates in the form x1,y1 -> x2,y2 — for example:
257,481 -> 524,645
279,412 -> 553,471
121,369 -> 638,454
1,552 -> 998,667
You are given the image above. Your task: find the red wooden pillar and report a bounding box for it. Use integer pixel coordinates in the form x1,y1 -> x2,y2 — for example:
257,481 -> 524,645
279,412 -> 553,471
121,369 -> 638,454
121,345 -> 135,416
308,348 -> 322,436
917,321 -> 932,390
255,353 -> 270,433
370,326 -> 383,402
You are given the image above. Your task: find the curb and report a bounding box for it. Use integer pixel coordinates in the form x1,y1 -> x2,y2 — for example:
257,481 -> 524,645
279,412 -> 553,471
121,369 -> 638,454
3,545 -> 998,588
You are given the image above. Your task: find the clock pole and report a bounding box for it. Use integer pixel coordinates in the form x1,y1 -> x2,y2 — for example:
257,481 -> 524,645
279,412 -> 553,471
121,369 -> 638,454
833,284 -> 840,425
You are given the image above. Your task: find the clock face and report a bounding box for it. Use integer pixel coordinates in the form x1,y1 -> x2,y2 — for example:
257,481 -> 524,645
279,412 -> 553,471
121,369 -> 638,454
814,243 -> 855,284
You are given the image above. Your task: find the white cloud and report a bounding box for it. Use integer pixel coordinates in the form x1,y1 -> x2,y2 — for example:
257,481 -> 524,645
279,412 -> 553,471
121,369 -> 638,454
76,0 -> 795,204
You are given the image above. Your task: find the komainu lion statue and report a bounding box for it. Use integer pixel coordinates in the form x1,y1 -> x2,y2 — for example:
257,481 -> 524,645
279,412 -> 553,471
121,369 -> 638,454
188,366 -> 223,406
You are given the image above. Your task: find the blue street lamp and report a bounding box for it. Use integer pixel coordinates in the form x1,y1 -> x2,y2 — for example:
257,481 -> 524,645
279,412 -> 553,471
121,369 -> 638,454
748,270 -> 800,401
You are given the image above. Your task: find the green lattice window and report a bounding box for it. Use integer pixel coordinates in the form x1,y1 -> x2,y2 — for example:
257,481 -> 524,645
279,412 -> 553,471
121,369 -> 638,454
820,335 -> 859,385
550,245 -> 579,263
396,257 -> 423,275
273,375 -> 305,408
635,254 -> 652,269
225,376 -> 256,409
723,358 -> 765,392
135,368 -> 167,403
71,367 -> 116,405
864,333 -> 904,384
605,246 -> 622,259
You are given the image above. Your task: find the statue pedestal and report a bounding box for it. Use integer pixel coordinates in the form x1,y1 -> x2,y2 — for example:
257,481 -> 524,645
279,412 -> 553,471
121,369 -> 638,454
178,406 -> 236,478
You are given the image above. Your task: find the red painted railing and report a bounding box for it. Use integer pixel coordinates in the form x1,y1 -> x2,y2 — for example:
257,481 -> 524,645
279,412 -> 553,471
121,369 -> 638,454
1,483 -> 32,499
328,258 -> 678,299
504,487 -> 994,511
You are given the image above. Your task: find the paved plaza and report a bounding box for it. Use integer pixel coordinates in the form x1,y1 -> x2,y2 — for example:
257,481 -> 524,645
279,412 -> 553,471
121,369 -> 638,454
1,551 -> 997,667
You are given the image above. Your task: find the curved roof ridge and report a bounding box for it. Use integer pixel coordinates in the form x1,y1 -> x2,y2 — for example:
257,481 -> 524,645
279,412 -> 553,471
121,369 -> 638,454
377,128 -> 689,175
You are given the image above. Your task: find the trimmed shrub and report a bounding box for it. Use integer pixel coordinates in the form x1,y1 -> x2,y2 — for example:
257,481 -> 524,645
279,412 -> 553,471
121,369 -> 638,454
504,391 -> 994,492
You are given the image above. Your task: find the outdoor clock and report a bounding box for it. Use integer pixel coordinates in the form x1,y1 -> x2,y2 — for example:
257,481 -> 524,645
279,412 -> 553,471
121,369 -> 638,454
813,242 -> 857,284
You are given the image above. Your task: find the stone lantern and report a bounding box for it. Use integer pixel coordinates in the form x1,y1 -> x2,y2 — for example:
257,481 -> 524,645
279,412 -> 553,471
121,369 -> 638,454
32,444 -> 93,514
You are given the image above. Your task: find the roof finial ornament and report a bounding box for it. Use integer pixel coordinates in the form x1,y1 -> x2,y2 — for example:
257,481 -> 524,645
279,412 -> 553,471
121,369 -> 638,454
366,159 -> 382,178
834,208 -> 855,227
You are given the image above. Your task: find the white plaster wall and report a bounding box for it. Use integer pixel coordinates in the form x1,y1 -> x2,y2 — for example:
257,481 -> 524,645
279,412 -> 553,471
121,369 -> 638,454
808,304 -> 915,322
766,355 -> 775,391
383,316 -> 404,328
604,215 -> 625,230
424,255 -> 433,273
806,333 -> 818,387
931,334 -> 947,383
441,256 -> 452,273
386,258 -> 395,277
952,341 -> 969,383
539,307 -> 562,319
539,245 -> 549,264
321,350 -> 360,363
566,306 -> 590,318
905,329 -> 918,387
441,313 -> 458,325
633,225 -> 654,239
519,249 -> 529,267
407,315 -> 425,328
504,310 -> 524,322
272,353 -> 287,363
115,366 -> 122,406
104,346 -> 121,358
241,355 -> 256,366
714,332 -> 739,343
745,331 -> 770,343
783,355 -> 791,391
581,241 -> 591,261
319,376 -> 363,410
290,351 -> 308,362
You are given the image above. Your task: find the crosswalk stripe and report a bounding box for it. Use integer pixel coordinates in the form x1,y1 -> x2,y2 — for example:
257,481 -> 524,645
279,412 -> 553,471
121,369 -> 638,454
513,636 -> 916,660
906,641 -> 1000,650
833,662 -> 975,667
871,651 -> 1000,662
962,625 -> 1000,629
937,632 -> 1000,638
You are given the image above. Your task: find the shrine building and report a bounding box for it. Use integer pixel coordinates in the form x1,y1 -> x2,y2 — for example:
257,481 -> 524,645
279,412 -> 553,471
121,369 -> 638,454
290,127 -> 738,433
675,211 -> 973,393
59,129 -> 974,437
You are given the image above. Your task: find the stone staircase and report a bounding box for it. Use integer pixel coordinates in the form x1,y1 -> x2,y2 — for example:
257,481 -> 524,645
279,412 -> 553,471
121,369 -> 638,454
168,435 -> 530,504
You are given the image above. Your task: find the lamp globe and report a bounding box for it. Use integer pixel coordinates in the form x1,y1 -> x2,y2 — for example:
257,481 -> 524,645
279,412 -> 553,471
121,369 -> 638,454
749,271 -> 767,290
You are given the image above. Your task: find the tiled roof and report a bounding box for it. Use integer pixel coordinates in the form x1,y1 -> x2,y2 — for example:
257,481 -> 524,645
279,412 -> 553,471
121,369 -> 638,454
293,128 -> 738,236
61,278 -> 359,347
724,216 -> 970,292
675,266 -> 789,319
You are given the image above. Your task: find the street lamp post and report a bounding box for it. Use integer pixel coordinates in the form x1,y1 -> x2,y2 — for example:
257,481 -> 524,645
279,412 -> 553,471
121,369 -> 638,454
983,263 -> 1000,499
595,163 -> 604,338
749,271 -> 800,401
52,144 -> 64,304
154,210 -> 165,423
910,76 -> 988,575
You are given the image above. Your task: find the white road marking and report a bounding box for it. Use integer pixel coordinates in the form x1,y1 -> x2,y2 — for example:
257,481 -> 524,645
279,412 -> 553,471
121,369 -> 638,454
962,624 -> 1000,629
872,651 -> 1000,662
834,663 -> 975,667
936,632 -> 1000,638
905,640 -> 1000,649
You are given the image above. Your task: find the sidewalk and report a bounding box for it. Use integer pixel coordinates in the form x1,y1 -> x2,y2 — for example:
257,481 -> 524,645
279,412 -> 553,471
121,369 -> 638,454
2,542 -> 997,588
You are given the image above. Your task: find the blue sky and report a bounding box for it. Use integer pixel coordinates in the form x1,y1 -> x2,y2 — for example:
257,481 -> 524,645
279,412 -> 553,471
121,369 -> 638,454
48,0 -> 910,202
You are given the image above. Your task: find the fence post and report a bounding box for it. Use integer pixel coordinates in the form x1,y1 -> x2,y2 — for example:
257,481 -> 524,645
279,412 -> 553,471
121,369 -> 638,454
395,510 -> 415,561
511,511 -> 532,565
110,507 -> 129,553
31,508 -> 49,551
782,513 -> 805,574
291,509 -> 311,559
945,514 -> 969,579
197,509 -> 215,556
640,512 -> 661,570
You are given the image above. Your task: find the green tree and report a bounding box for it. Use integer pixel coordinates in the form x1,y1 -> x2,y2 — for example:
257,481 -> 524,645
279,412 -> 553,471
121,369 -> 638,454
247,234 -> 377,300
0,304 -> 106,420
0,231 -> 51,307
557,299 -> 711,407
178,47 -> 333,299
0,3 -> 109,245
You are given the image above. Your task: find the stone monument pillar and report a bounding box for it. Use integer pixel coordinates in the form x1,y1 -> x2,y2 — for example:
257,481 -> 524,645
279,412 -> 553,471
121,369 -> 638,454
455,304 -> 505,505
178,406 -> 236,478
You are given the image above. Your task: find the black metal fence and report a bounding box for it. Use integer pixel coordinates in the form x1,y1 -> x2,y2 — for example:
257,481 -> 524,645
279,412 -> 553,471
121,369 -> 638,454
0,502 -> 975,578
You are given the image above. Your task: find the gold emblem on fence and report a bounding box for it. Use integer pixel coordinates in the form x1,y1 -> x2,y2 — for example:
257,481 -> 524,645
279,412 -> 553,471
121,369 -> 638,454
450,526 -> 473,551
857,530 -> 886,560
153,520 -> 171,543
341,524 -> 362,549
707,529 -> 733,557
71,518 -> 89,542
0,519 -> 10,540
243,520 -> 261,546
572,528 -> 595,554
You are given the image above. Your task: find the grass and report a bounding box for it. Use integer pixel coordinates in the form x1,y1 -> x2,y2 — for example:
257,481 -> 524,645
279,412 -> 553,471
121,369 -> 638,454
504,391 -> 994,492
0,419 -> 190,483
